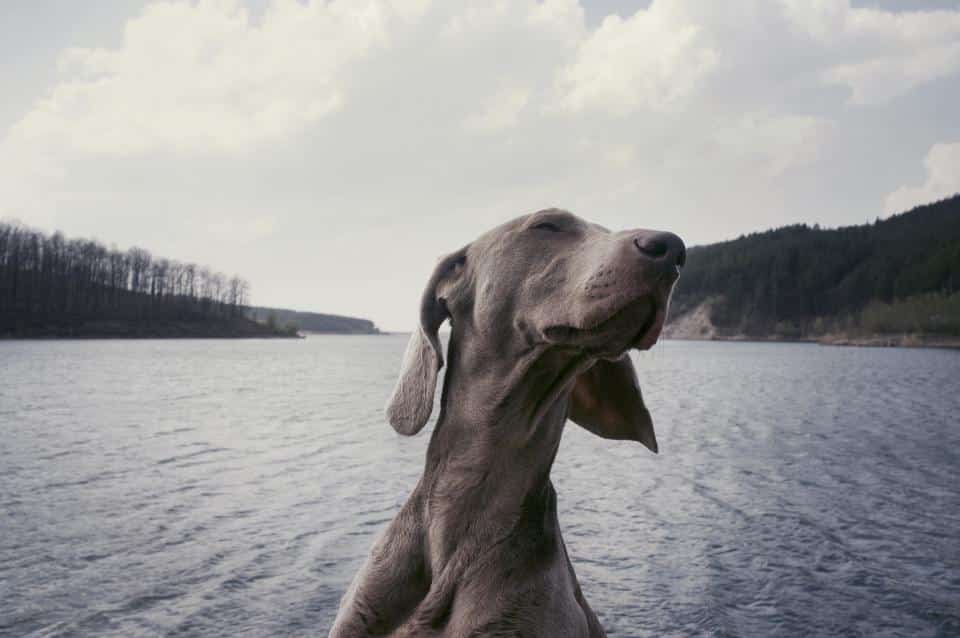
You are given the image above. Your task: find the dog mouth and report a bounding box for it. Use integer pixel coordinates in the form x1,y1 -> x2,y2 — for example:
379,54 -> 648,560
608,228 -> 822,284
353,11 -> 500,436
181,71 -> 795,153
543,295 -> 665,354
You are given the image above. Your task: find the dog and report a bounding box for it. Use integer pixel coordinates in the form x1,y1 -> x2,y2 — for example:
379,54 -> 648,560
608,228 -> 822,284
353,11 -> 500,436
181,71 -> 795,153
330,209 -> 685,637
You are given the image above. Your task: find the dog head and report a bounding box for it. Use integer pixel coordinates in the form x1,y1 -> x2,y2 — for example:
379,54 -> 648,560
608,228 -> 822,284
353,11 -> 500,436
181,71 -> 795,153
385,208 -> 684,452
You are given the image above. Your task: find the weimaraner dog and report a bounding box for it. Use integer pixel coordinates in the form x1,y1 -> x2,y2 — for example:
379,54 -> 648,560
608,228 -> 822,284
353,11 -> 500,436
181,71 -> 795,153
330,209 -> 685,637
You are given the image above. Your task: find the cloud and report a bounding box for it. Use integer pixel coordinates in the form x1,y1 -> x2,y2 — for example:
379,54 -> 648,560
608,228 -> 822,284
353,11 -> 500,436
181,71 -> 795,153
885,142 -> 960,215
710,113 -> 833,177
777,1 -> 960,104
557,1 -> 960,114
6,0 -> 957,159
464,86 -> 530,133
6,0 -> 401,155
1,0 -> 959,329
557,3 -> 718,114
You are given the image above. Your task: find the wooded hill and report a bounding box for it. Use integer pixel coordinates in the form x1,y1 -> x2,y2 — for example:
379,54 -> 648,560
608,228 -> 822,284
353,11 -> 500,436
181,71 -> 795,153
246,306 -> 381,334
667,194 -> 960,340
0,221 -> 279,338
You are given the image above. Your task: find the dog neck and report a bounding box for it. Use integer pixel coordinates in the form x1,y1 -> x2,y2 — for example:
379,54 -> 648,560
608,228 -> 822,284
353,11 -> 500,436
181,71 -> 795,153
416,325 -> 591,569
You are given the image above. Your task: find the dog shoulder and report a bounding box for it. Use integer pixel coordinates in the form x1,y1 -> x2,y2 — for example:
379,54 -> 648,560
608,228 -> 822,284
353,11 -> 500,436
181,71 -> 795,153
329,498 -> 430,636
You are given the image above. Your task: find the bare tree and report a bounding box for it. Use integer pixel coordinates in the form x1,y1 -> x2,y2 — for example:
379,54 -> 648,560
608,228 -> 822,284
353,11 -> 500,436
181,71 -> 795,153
0,221 -> 252,335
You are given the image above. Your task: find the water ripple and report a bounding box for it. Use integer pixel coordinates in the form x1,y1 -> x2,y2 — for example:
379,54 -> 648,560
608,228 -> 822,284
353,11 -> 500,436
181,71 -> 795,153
0,338 -> 958,636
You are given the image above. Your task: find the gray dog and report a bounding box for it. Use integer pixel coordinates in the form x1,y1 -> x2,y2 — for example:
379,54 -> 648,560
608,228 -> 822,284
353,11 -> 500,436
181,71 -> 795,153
330,209 -> 684,637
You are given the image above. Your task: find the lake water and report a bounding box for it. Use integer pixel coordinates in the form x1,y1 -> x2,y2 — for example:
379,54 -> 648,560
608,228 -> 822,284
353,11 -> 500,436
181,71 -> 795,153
1,337 -> 958,637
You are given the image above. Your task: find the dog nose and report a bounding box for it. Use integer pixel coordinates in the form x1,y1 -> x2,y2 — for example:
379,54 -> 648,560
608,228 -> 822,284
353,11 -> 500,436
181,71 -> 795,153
633,231 -> 686,268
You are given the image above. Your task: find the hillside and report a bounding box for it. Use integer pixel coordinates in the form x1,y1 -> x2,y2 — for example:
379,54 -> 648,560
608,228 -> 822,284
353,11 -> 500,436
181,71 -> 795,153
0,221 -> 294,339
665,195 -> 960,344
247,306 -> 381,334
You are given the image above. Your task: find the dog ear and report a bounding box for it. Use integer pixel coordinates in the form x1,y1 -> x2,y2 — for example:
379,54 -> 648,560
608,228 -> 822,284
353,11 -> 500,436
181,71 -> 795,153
568,354 -> 658,453
385,249 -> 466,436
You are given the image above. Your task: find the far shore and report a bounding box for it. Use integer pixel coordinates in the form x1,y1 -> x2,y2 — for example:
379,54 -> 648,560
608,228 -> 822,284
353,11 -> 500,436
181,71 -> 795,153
0,333 -> 303,341
0,326 -> 399,340
300,330 -> 390,336
5,329 -> 957,349
0,318 -> 300,340
663,333 -> 960,350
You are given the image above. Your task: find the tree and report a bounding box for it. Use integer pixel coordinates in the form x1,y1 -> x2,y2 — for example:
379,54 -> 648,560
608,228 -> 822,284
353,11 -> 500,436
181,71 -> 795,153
0,220 -> 253,336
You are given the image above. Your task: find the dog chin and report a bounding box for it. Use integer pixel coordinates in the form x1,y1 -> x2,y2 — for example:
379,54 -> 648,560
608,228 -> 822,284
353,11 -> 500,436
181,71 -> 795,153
542,295 -> 663,356
601,296 -> 663,356
630,305 -> 666,351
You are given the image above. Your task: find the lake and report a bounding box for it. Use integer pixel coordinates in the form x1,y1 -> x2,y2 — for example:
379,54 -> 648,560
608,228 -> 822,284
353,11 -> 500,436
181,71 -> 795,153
2,337 -> 958,637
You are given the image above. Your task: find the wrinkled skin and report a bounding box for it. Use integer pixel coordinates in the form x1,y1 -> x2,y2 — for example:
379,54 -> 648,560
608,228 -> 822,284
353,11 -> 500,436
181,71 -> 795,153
329,209 -> 684,637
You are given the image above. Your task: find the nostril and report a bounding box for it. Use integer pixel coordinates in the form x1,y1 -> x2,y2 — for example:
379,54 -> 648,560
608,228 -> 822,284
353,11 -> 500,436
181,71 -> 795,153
634,236 -> 670,260
634,232 -> 686,268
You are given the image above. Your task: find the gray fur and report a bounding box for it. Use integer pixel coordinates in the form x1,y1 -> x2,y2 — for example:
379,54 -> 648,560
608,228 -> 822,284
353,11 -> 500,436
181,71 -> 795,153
331,209 -> 684,637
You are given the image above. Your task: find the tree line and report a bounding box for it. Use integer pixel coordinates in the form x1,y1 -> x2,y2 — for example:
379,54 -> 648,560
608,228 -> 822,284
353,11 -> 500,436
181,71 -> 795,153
669,194 -> 960,337
0,220 -> 250,336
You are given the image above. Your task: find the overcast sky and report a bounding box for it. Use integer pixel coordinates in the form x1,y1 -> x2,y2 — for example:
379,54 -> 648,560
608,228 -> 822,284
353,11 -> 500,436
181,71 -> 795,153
2,0 -> 959,330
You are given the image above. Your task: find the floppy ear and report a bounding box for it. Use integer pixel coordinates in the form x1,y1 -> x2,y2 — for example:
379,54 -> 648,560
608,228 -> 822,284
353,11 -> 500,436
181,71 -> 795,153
568,354 -> 658,453
385,249 -> 465,436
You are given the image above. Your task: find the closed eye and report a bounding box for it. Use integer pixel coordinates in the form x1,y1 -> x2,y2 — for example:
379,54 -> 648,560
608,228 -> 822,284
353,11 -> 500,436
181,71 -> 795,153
530,221 -> 563,233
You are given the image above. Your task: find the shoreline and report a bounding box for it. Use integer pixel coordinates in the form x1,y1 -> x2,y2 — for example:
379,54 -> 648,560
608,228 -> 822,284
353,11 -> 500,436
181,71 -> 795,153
0,333 -> 303,341
0,318 -> 300,340
663,334 -> 960,350
0,327 -> 390,341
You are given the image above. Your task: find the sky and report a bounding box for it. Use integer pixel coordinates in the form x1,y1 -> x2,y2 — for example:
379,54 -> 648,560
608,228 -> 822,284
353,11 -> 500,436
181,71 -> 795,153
1,0 -> 959,331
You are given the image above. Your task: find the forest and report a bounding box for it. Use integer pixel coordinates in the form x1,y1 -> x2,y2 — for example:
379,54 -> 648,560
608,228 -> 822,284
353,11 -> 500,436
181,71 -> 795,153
246,306 -> 381,334
0,221 -> 267,337
668,194 -> 960,339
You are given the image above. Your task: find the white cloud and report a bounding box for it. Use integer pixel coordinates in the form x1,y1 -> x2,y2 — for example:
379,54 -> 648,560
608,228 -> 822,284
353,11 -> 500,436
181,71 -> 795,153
464,86 -> 530,133
557,3 -> 718,114
7,0 -> 956,160
885,142 -> 960,215
824,42 -> 960,105
557,0 -> 960,114
1,0 -> 959,329
783,2 -> 960,104
440,0 -> 582,40
711,113 -> 833,177
527,0 -> 585,41
5,0 -> 399,155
